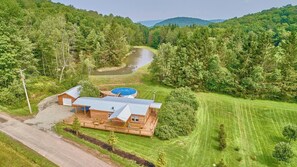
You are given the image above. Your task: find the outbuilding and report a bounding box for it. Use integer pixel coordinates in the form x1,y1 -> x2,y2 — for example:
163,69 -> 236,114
58,85 -> 81,106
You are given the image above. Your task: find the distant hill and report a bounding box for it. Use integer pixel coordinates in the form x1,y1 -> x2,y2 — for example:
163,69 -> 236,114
138,20 -> 164,27
209,19 -> 225,23
212,5 -> 297,31
155,17 -> 214,27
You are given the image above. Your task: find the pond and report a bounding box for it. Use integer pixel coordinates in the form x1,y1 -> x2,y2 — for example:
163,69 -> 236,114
92,48 -> 155,75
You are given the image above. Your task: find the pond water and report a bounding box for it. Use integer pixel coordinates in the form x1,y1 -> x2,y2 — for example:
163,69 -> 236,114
93,48 -> 155,75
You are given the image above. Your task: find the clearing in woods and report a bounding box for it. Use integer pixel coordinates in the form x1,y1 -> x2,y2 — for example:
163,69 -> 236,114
58,62 -> 297,167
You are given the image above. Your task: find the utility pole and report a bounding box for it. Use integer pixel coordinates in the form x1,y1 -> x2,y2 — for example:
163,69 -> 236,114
20,69 -> 32,114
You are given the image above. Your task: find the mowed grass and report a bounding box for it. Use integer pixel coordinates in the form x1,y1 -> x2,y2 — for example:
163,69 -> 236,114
65,46 -> 297,166
0,132 -> 57,167
85,51 -> 297,166
58,90 -> 297,167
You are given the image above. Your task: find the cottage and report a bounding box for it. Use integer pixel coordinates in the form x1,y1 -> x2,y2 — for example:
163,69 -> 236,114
58,85 -> 81,106
68,96 -> 162,136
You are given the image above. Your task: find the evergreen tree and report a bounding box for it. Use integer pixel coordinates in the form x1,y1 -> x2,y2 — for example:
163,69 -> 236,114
108,131 -> 118,151
156,151 -> 167,167
72,116 -> 81,136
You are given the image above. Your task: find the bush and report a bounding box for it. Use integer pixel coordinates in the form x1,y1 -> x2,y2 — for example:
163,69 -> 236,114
155,125 -> 177,140
78,80 -> 100,97
156,151 -> 167,167
216,159 -> 227,167
234,146 -> 240,151
166,87 -> 199,110
0,80 -> 24,105
282,125 -> 297,142
272,142 -> 293,162
250,155 -> 257,161
218,124 -> 227,151
155,88 -> 199,140
155,102 -> 197,139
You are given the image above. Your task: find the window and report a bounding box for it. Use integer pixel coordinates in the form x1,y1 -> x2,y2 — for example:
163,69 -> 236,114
131,116 -> 139,122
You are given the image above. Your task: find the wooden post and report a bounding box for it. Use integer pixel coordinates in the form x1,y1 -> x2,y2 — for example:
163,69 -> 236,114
153,91 -> 156,100
19,70 -> 32,114
84,106 -> 86,115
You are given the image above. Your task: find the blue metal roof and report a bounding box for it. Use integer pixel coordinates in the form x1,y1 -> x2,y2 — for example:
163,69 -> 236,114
109,105 -> 131,122
63,85 -> 81,98
102,96 -> 154,105
73,96 -> 154,116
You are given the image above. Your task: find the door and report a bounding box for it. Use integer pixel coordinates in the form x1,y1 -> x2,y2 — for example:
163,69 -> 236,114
62,98 -> 72,106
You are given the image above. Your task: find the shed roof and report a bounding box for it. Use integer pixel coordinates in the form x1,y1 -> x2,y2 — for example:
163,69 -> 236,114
62,85 -> 81,99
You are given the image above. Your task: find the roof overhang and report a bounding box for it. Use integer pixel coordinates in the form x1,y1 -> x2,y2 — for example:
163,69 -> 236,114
150,103 -> 162,109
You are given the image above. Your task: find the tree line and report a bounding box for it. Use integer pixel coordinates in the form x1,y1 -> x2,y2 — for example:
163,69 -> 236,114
0,0 -> 148,89
0,0 -> 148,106
149,16 -> 297,102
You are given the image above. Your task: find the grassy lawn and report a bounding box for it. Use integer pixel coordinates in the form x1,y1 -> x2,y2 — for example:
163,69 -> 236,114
73,54 -> 297,167
0,132 -> 57,167
57,91 -> 297,167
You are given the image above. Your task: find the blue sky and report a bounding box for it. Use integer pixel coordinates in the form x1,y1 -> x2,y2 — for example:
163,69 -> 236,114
52,0 -> 297,22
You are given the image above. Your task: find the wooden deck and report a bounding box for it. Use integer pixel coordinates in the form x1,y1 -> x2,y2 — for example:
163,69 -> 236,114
64,112 -> 158,137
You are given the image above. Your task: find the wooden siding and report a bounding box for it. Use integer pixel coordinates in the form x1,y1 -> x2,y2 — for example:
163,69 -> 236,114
58,94 -> 76,105
90,110 -> 111,124
89,109 -> 149,126
64,111 -> 158,137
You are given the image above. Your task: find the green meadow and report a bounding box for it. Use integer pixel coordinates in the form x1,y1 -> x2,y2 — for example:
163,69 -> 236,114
58,62 -> 297,167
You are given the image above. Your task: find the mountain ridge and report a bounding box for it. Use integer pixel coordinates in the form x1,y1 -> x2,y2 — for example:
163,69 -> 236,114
138,17 -> 224,27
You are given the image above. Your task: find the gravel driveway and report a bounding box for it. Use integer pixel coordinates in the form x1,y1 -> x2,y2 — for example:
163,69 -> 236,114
24,95 -> 74,131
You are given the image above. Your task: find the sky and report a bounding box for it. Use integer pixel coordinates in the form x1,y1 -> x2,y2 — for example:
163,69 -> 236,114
51,0 -> 297,22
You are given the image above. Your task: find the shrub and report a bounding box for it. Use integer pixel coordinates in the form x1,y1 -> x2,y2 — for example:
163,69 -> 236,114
282,125 -> 297,142
78,80 -> 100,97
234,146 -> 240,151
218,124 -> 227,151
155,125 -> 177,140
165,87 -> 199,110
216,159 -> 227,167
156,151 -> 167,167
250,155 -> 257,161
272,142 -> 293,162
155,102 -> 197,139
155,88 -> 199,140
0,80 -> 24,105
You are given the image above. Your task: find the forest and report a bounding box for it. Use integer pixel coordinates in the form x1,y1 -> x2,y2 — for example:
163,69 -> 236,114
148,5 -> 297,102
0,0 -> 148,105
0,1 -> 296,107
